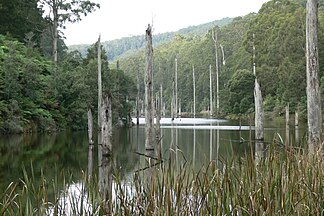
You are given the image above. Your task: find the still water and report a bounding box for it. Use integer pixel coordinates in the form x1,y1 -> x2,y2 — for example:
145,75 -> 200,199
0,117 -> 306,202
0,118 -> 305,211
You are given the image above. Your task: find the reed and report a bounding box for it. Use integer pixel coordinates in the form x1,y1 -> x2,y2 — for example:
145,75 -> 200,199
1,147 -> 323,215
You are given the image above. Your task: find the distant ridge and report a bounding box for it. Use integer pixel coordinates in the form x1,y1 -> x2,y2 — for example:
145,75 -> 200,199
68,17 -> 233,61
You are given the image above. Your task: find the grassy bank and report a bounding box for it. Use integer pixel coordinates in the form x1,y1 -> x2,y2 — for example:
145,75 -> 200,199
1,147 -> 323,215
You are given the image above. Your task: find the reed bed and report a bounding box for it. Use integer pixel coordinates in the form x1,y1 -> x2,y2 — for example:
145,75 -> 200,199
1,147 -> 323,215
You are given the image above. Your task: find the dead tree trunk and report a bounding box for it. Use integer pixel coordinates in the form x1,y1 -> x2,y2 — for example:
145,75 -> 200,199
253,34 -> 264,163
179,99 -> 181,117
160,84 -> 164,117
295,105 -> 299,127
220,44 -> 226,66
136,61 -> 140,125
285,104 -> 290,148
101,96 -> 112,155
172,79 -> 176,121
88,106 -> 94,145
295,106 -> 299,145
145,24 -> 154,150
254,80 -> 264,162
193,65 -> 196,118
175,58 -> 178,118
209,64 -> 213,116
212,29 -> 219,115
306,0 -> 321,153
156,91 -> 161,159
98,35 -> 102,131
87,106 -> 94,179
52,2 -> 58,63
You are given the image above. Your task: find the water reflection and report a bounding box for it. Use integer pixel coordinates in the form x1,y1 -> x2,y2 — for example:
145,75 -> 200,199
87,144 -> 94,180
0,117 -> 308,212
255,140 -> 265,164
98,144 -> 113,215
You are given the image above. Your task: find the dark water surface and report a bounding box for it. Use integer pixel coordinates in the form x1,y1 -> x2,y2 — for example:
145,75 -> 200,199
0,117 -> 307,193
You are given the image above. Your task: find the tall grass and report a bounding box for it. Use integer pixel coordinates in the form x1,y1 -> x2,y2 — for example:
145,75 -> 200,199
1,147 -> 323,215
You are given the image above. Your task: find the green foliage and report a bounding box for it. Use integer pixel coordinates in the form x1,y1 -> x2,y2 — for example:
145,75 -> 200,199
39,27 -> 68,62
0,34 -> 136,133
246,0 -> 308,112
116,0 -> 324,117
0,35 -> 56,133
38,0 -> 100,29
82,42 -> 136,126
226,70 -> 255,114
68,17 -> 233,61
0,0 -> 46,44
117,15 -> 253,115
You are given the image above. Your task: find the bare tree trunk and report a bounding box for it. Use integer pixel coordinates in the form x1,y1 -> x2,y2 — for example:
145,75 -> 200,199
87,106 -> 94,180
254,85 -> 263,137
209,64 -> 213,116
145,25 -> 154,150
136,71 -> 140,124
156,91 -> 161,160
212,29 -> 219,115
96,35 -> 113,215
52,1 -> 58,63
306,0 -> 321,153
87,106 -> 94,145
101,96 -> 112,155
172,79 -> 176,121
220,44 -> 226,66
179,99 -> 181,117
193,65 -> 196,117
160,84 -> 163,117
253,34 -> 264,163
295,106 -> 299,127
285,104 -> 290,148
175,58 -> 178,118
98,35 -> 102,130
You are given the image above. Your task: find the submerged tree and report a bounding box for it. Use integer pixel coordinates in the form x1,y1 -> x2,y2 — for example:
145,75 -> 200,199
306,0 -> 321,153
38,0 -> 100,62
145,24 -> 154,150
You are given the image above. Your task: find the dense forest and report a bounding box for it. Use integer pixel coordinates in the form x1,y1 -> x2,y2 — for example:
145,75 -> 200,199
116,0 -> 324,118
0,0 -> 135,133
1,0 -> 324,133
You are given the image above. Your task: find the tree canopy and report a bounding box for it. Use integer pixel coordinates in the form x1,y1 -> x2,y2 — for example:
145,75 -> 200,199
117,0 -> 324,118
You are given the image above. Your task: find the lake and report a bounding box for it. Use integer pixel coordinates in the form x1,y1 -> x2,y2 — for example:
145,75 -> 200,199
0,117 -> 307,211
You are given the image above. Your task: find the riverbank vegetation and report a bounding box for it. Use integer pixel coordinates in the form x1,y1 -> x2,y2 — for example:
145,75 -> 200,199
0,35 -> 135,133
1,146 -> 323,215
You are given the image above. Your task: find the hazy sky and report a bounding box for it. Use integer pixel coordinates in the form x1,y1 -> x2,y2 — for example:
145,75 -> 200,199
63,0 -> 270,45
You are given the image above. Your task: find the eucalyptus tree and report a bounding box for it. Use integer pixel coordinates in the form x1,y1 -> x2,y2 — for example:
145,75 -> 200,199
38,0 -> 100,62
306,0 -> 321,153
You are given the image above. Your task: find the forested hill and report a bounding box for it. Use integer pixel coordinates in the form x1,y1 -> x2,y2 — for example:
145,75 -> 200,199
116,0 -> 324,117
68,17 -> 233,61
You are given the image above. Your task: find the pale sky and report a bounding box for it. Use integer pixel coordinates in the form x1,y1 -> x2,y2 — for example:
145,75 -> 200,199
63,0 -> 270,45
